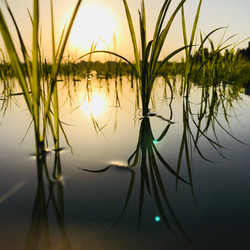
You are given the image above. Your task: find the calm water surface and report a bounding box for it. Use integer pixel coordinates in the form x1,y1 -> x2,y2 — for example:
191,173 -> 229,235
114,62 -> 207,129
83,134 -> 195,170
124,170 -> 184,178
0,76 -> 250,250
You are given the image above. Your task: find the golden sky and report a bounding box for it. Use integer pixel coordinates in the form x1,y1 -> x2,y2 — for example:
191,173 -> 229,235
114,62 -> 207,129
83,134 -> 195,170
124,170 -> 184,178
0,0 -> 250,62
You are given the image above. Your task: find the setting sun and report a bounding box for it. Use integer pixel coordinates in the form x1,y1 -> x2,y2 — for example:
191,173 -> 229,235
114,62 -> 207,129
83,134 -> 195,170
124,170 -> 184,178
68,2 -> 119,56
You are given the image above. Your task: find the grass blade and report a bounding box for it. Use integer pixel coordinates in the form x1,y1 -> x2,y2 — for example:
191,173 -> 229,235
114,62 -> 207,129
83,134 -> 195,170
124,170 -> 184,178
123,0 -> 140,74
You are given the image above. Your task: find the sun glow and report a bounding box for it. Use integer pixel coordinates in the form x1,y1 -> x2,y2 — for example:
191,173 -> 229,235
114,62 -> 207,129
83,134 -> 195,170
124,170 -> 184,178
68,3 -> 119,56
80,92 -> 107,118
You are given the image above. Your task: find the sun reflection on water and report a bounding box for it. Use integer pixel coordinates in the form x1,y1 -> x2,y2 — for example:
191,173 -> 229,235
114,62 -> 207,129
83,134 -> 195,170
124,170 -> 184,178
80,92 -> 107,118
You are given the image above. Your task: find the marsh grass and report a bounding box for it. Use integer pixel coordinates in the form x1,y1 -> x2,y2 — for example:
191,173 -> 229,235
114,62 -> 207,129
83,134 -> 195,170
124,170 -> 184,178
123,0 -> 190,116
180,0 -> 250,99
180,0 -> 230,97
0,0 -> 82,155
79,0 -> 188,116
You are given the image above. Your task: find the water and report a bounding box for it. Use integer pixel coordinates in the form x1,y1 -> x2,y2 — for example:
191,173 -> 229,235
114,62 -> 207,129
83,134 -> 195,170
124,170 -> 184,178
0,76 -> 250,250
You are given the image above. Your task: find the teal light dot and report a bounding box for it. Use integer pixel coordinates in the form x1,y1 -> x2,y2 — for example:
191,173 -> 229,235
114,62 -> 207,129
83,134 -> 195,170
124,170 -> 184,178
153,140 -> 158,144
155,216 -> 160,222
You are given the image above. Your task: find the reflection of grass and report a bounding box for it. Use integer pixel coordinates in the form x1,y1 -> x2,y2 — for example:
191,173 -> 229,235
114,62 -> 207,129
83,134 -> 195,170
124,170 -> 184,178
78,76 -> 247,246
0,0 -> 82,155
26,150 -> 70,250
176,80 -> 246,194
79,117 -> 193,245
125,117 -> 191,241
0,79 -> 24,126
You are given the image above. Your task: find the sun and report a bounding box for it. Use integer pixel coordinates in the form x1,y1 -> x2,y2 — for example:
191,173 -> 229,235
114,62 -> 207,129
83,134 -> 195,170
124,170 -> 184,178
68,2 -> 119,55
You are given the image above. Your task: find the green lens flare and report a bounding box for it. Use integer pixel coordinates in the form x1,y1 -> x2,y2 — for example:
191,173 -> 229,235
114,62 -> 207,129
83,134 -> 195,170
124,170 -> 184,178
155,216 -> 160,222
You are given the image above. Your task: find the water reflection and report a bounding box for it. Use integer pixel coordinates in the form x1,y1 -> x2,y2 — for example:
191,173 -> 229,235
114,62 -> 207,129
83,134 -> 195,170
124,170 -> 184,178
1,76 -> 249,249
80,116 -> 194,245
78,78 -> 247,247
176,79 -> 248,193
80,92 -> 107,118
26,151 -> 70,250
0,78 -> 20,125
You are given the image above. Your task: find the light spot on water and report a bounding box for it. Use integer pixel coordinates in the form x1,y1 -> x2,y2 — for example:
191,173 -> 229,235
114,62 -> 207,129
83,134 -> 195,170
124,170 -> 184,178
155,216 -> 160,222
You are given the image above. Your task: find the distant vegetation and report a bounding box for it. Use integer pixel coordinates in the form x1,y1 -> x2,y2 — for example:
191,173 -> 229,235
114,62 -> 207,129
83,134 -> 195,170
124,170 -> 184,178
1,46 -> 250,87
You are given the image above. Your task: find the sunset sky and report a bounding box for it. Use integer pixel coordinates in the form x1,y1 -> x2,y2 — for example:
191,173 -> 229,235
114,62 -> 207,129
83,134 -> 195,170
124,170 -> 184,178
0,0 -> 250,62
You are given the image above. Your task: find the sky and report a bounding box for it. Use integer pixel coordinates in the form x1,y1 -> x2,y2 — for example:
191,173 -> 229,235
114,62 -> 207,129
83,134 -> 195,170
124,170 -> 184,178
0,0 -> 250,62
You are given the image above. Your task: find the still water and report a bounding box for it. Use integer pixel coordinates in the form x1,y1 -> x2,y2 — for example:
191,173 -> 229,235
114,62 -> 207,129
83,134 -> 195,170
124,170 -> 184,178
0,76 -> 249,250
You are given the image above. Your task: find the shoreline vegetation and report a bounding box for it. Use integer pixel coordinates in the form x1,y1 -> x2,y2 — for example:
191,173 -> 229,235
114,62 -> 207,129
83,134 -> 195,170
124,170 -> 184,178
1,51 -> 250,87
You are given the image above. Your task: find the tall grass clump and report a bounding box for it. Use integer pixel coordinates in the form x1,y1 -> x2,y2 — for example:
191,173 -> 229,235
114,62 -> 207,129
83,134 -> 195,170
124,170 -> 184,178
181,1 -> 248,96
122,0 -> 189,116
0,0 -> 82,155
180,0 -> 228,97
199,37 -> 250,88
80,0 -> 187,116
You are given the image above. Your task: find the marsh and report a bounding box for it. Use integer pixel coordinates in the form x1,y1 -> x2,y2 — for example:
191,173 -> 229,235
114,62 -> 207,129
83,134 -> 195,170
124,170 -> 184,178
0,76 -> 249,249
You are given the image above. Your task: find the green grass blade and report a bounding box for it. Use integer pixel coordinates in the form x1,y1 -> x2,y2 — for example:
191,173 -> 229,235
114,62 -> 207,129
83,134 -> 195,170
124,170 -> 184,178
139,0 -> 147,61
190,0 -> 202,49
43,0 -> 82,142
50,0 -> 56,63
0,9 -> 33,113
152,0 -> 171,46
77,50 -> 138,74
150,0 -> 186,73
181,6 -> 188,58
3,0 -> 33,82
32,0 -> 40,149
153,45 -> 189,80
50,0 -> 59,149
123,0 -> 140,74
